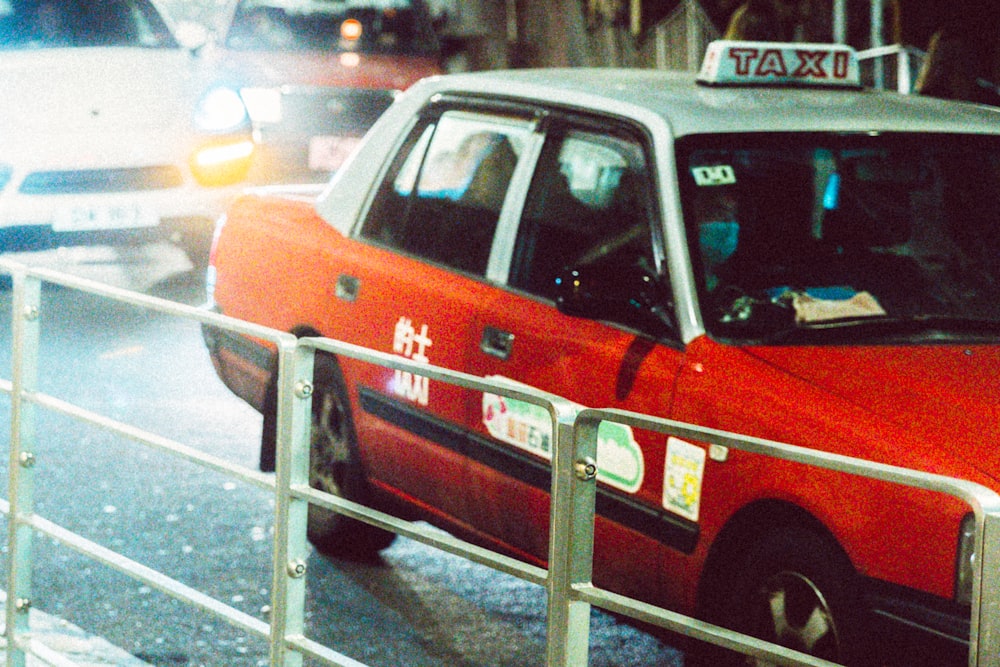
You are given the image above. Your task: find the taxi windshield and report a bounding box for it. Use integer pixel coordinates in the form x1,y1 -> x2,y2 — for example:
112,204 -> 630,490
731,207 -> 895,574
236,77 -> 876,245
680,133 -> 1000,344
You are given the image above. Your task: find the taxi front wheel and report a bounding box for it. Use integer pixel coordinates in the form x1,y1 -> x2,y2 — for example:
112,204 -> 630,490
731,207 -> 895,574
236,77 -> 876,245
696,527 -> 866,666
306,359 -> 396,560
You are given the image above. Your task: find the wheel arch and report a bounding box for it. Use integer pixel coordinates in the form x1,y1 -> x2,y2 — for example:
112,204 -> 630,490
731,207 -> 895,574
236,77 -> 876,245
259,323 -> 342,472
696,498 -> 856,616
276,324 -> 397,557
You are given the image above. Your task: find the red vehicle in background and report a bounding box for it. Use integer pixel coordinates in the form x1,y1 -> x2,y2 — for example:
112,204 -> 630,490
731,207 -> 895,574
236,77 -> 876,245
207,0 -> 442,183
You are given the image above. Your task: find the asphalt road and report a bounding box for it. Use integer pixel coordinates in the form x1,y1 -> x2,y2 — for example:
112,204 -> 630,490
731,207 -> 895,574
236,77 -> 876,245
0,243 -> 684,667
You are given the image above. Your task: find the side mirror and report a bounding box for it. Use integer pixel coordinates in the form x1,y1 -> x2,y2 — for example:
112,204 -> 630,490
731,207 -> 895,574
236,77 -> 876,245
554,262 -> 675,336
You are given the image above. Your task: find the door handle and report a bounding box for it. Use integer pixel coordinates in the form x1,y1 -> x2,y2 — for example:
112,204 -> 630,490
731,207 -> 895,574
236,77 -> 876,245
480,326 -> 514,360
336,274 -> 360,302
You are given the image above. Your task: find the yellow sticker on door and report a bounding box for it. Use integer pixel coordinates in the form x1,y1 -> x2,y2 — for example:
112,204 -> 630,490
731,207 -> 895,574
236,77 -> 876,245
663,437 -> 706,522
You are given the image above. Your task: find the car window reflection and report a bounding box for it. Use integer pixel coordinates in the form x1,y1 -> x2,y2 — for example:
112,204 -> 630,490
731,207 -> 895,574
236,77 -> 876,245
224,0 -> 438,56
0,0 -> 176,49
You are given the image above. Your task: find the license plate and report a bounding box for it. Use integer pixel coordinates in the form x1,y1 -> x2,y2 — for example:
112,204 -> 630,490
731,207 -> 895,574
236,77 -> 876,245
308,135 -> 361,172
53,204 -> 159,232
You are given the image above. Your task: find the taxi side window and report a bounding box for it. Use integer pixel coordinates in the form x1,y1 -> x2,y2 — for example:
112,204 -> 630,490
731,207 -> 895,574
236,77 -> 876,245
509,127 -> 655,300
361,110 -> 529,276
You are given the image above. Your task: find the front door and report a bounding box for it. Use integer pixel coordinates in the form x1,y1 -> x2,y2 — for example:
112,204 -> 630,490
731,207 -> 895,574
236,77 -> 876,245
465,117 -> 691,600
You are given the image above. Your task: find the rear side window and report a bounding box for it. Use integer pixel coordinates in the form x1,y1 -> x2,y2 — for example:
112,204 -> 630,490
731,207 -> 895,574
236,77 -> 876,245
361,110 -> 532,275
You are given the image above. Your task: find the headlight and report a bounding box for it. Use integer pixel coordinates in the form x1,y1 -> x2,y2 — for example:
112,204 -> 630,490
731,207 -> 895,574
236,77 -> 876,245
955,512 -> 977,604
195,87 -> 249,133
193,140 -> 254,169
190,137 -> 255,187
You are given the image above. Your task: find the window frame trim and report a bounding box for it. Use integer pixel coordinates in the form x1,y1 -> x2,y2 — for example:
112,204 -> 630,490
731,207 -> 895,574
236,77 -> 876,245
357,102 -> 540,276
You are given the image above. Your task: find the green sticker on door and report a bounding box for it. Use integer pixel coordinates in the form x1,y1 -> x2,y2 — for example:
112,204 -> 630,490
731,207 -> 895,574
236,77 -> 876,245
482,384 -> 644,494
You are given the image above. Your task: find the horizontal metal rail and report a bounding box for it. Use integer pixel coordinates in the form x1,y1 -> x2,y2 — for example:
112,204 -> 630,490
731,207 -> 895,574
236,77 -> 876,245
292,334 -> 1000,667
857,43 -> 1000,98
856,43 -> 925,93
3,258 -> 999,667
571,408 -> 1000,667
0,262 -> 558,667
0,261 -> 304,667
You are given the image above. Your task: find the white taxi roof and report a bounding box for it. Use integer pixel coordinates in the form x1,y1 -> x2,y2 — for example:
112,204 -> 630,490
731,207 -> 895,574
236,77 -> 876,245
316,53 -> 1000,346
318,54 -> 1000,259
409,67 -> 1000,138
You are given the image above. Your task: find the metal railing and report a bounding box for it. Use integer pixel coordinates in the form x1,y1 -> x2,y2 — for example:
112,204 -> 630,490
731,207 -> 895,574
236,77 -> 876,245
3,258 -> 1000,666
856,43 -> 927,93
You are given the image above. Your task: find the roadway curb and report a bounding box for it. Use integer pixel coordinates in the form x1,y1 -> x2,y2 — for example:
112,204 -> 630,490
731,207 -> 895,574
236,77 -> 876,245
0,591 -> 150,666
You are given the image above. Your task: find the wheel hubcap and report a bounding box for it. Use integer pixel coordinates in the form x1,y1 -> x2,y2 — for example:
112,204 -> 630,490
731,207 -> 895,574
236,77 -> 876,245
309,390 -> 349,496
749,571 -> 841,666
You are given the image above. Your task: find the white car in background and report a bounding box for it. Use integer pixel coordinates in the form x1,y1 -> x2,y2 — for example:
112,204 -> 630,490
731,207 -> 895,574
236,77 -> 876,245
0,0 -> 255,267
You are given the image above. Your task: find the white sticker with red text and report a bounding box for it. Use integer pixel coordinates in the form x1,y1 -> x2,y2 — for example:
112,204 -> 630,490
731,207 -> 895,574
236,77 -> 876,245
482,379 -> 645,494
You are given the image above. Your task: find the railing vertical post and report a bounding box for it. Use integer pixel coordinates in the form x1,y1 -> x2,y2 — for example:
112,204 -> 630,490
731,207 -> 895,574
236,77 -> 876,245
832,0 -> 846,44
972,510 -> 1000,667
869,0 -> 885,88
268,341 -> 313,667
545,402 -> 593,667
897,48 -> 912,93
6,270 -> 42,667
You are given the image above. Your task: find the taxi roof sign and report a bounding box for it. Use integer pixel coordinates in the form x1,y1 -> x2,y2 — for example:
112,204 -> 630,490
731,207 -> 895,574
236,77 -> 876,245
698,40 -> 860,88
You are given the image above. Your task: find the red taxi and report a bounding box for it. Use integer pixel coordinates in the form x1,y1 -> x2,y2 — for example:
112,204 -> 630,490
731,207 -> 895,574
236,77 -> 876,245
206,0 -> 441,183
203,42 -> 1000,665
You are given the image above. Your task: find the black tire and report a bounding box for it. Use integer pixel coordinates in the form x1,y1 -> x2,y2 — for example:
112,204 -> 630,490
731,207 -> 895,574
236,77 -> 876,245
268,356 -> 396,559
696,527 -> 865,666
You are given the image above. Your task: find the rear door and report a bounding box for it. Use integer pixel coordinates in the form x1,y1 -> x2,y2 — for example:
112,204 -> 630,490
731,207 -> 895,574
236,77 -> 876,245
342,105 -> 540,529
